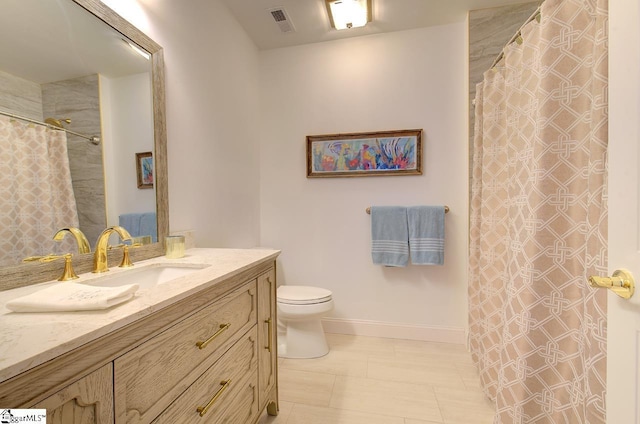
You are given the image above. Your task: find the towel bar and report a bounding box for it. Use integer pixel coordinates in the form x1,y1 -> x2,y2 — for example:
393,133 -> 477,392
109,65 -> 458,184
366,206 -> 449,215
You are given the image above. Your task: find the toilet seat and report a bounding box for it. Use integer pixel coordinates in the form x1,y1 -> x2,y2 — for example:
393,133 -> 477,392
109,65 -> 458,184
277,285 -> 332,305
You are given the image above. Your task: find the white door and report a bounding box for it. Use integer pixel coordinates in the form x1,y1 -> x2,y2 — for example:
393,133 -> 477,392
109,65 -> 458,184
606,0 -> 640,422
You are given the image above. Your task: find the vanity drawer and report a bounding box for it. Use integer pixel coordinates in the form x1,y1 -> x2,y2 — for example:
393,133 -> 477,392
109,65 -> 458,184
32,363 -> 114,424
115,280 -> 257,424
152,327 -> 259,424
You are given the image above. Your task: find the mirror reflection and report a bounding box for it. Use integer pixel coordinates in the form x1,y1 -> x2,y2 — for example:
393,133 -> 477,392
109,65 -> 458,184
0,0 -> 157,266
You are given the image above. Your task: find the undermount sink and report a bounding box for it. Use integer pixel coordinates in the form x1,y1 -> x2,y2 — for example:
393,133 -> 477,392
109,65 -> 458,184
84,263 -> 210,289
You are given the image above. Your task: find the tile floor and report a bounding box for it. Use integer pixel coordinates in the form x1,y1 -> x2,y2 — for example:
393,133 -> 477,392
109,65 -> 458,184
258,333 -> 495,424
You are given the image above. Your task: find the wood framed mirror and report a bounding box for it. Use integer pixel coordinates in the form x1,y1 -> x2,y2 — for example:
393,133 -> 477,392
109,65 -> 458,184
0,0 -> 168,290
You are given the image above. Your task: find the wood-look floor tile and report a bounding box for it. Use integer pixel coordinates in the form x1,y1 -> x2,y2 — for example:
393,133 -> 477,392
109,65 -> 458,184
455,363 -> 479,375
367,355 -> 466,389
455,362 -> 484,390
434,387 -> 495,424
278,368 -> 336,407
286,404 -> 405,424
392,339 -> 475,365
461,374 -> 483,390
272,334 -> 491,424
280,349 -> 368,377
325,333 -> 396,356
329,375 -> 443,422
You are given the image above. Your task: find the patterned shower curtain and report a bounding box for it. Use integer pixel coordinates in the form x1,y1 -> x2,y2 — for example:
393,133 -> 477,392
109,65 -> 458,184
469,0 -> 608,422
0,116 -> 80,266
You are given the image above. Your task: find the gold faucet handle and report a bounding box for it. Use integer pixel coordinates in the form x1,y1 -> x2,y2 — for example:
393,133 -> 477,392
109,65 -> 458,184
23,254 -> 56,263
108,243 -> 143,250
109,243 -> 142,268
23,253 -> 66,263
22,254 -> 79,281
58,254 -> 80,281
119,245 -> 134,268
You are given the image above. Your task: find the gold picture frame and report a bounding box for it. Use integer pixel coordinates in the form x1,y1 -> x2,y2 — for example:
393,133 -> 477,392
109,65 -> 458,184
306,129 -> 422,178
136,151 -> 154,189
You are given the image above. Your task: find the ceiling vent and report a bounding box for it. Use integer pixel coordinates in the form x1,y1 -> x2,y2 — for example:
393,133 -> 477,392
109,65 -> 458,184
268,7 -> 296,33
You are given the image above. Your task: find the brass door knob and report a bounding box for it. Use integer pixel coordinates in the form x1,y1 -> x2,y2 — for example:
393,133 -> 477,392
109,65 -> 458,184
588,269 -> 635,299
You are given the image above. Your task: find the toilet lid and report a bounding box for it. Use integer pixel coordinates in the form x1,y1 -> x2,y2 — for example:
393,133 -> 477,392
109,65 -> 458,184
277,285 -> 333,305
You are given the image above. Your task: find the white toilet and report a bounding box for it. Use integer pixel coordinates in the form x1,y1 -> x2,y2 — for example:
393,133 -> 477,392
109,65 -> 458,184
277,285 -> 334,359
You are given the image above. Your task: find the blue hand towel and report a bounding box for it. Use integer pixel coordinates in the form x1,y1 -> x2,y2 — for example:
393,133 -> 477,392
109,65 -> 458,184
119,212 -> 157,242
139,212 -> 158,242
370,206 -> 409,267
407,206 -> 445,265
119,213 -> 142,237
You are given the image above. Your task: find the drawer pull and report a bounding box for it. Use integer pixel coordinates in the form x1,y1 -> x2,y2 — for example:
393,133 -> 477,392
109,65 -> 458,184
196,379 -> 231,417
196,323 -> 231,350
264,317 -> 273,353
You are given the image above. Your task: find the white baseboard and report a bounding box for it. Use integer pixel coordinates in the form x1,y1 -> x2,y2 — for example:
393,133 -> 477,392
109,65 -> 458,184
321,317 -> 466,344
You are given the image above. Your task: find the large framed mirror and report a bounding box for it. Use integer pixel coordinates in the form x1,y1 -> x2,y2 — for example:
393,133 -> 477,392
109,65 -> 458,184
0,0 -> 168,290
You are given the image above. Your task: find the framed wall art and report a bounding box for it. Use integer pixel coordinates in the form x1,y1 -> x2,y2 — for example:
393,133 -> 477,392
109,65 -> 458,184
306,129 -> 422,178
136,151 -> 154,189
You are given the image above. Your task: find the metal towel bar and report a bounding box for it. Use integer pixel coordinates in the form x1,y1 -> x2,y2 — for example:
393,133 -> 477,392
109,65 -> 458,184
366,206 -> 449,214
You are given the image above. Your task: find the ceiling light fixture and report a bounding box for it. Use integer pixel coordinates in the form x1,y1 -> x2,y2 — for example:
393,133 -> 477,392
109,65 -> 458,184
325,0 -> 372,30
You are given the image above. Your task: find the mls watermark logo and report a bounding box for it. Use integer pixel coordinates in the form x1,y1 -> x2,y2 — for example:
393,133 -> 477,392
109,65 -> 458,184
0,409 -> 46,423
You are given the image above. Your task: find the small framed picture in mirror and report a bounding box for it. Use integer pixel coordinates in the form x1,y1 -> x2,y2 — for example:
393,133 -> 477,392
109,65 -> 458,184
136,152 -> 154,189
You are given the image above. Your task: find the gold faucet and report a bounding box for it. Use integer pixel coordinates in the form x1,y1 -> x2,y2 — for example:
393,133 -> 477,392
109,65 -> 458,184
21,228 -> 90,281
93,226 -> 133,273
53,227 -> 91,254
23,253 -> 79,281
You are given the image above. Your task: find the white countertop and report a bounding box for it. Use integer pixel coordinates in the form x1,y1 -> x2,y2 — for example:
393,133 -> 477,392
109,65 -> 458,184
0,248 -> 280,383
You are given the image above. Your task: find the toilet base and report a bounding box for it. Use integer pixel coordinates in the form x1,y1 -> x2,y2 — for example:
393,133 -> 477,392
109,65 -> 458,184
278,318 -> 329,359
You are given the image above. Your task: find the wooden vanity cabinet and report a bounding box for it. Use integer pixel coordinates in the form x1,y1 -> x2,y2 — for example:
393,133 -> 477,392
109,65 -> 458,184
257,269 -> 278,413
32,364 -> 114,424
114,281 -> 258,423
0,260 -> 279,424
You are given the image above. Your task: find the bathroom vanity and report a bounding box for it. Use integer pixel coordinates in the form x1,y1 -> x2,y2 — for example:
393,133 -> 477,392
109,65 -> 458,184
0,248 -> 279,424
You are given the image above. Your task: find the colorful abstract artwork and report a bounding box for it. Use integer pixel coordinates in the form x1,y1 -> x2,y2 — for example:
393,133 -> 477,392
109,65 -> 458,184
306,130 -> 422,178
136,151 -> 154,189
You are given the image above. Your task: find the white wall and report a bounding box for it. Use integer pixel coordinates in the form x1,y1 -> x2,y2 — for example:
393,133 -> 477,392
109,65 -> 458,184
102,73 -> 155,227
259,25 -> 469,340
104,0 -> 262,247
104,0 -> 470,341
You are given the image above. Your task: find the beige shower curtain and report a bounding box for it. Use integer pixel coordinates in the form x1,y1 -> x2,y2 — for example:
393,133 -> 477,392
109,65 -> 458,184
0,116 -> 80,266
469,0 -> 608,422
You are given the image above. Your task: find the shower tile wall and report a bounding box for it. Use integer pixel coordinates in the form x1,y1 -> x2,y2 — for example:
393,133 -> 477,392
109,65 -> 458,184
0,70 -> 43,120
42,75 -> 106,247
468,2 -> 540,190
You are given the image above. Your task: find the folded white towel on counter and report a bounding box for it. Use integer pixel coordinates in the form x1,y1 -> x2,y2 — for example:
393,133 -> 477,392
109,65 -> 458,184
6,283 -> 139,313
